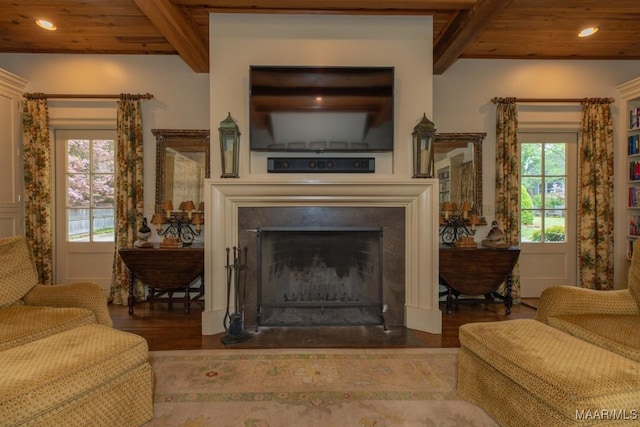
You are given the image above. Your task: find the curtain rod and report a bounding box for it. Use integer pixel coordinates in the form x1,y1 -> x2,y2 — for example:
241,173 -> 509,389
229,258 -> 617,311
491,97 -> 614,104
23,93 -> 154,100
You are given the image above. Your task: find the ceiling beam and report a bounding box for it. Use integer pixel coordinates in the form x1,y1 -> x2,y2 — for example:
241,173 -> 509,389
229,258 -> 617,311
198,0 -> 476,14
433,0 -> 512,74
134,0 -> 209,73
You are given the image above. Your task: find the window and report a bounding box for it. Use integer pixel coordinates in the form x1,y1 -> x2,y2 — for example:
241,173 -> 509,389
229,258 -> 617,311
520,142 -> 567,243
65,138 -> 115,242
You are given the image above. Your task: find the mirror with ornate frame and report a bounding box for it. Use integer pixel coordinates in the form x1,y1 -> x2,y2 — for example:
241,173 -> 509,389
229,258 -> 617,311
434,132 -> 486,220
153,129 -> 210,214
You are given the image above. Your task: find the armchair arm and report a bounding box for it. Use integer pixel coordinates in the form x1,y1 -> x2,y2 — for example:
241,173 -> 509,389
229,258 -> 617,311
535,285 -> 640,324
23,282 -> 113,327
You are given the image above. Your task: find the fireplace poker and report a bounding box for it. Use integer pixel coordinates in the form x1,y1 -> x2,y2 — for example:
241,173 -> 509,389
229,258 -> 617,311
221,246 -> 250,344
223,247 -> 232,330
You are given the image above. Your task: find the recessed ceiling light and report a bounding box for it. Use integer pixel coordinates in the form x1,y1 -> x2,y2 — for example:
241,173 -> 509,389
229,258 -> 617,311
578,27 -> 598,38
36,19 -> 57,31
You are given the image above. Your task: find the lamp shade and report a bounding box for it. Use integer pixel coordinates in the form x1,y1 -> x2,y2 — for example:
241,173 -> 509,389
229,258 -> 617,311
179,200 -> 196,219
191,212 -> 204,231
182,200 -> 196,211
151,213 -> 165,225
150,213 -> 166,231
460,200 -> 472,218
192,213 -> 204,224
441,201 -> 452,219
161,200 -> 173,211
470,214 -> 479,231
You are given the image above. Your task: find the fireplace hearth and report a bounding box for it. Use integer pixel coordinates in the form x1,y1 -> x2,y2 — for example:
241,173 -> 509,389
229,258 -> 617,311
256,227 -> 385,328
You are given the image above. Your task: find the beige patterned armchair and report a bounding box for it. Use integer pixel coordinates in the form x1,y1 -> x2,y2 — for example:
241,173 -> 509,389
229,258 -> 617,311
457,240 -> 640,426
535,239 -> 640,362
0,236 -> 154,426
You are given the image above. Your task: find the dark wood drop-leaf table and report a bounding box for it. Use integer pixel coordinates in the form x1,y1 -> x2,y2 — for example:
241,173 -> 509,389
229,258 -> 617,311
439,246 -> 520,315
118,246 -> 204,315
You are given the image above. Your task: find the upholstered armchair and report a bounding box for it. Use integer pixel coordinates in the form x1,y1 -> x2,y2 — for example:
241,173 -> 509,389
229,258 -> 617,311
536,240 -> 640,324
0,235 -> 154,426
457,240 -> 640,426
0,236 -> 112,326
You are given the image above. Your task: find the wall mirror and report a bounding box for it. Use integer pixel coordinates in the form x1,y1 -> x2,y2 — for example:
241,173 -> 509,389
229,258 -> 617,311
434,132 -> 486,218
153,129 -> 210,213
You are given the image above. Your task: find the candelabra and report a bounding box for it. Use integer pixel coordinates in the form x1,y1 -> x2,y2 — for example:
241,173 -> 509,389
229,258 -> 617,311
439,201 -> 479,247
151,200 -> 204,247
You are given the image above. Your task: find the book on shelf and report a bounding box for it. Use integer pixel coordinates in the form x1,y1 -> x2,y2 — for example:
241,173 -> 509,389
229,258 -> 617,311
629,134 -> 640,155
630,187 -> 640,207
630,215 -> 640,236
630,161 -> 640,181
631,107 -> 640,130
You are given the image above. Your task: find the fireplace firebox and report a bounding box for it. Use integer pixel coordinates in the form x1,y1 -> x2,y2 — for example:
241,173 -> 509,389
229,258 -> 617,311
256,227 -> 386,328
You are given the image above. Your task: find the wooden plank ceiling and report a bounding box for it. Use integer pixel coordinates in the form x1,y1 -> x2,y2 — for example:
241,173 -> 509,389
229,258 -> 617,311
0,0 -> 638,74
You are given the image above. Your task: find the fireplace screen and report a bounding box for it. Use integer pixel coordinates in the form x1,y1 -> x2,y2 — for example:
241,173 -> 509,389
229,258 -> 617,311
256,227 -> 384,327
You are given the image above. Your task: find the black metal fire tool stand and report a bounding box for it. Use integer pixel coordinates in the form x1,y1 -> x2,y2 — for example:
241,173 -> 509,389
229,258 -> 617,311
221,246 -> 250,345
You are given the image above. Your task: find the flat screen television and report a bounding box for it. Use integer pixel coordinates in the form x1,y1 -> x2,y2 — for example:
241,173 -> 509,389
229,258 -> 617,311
249,66 -> 394,152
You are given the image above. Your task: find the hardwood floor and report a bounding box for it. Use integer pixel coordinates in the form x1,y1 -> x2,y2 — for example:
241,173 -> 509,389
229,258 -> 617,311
110,298 -> 538,351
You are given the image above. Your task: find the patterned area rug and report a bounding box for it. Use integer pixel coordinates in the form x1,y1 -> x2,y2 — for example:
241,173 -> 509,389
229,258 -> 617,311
146,348 -> 497,427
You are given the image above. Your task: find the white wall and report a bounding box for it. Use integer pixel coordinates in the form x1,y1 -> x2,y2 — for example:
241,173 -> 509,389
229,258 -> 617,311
435,59 -> 640,286
1,36 -> 639,288
209,13 -> 433,178
0,53 -> 210,222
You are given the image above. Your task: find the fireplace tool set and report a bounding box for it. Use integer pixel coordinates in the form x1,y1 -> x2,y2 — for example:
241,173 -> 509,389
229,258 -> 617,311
221,246 -> 250,344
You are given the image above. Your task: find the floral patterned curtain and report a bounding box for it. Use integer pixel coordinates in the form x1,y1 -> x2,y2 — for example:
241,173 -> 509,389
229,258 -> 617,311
22,98 -> 54,285
495,99 -> 521,301
110,97 -> 145,304
578,99 -> 614,289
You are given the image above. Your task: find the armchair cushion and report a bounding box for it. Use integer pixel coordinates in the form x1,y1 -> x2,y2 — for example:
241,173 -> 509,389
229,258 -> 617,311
457,319 -> 640,426
0,323 -> 153,426
547,314 -> 640,363
0,236 -> 39,308
23,283 -> 113,327
0,305 -> 96,351
458,319 -> 640,422
535,286 -> 640,324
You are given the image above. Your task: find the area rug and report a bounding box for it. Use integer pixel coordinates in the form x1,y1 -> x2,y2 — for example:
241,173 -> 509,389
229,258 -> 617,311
146,348 -> 497,427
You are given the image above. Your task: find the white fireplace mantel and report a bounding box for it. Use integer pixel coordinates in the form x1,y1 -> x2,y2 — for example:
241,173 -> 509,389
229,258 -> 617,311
202,178 -> 442,335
